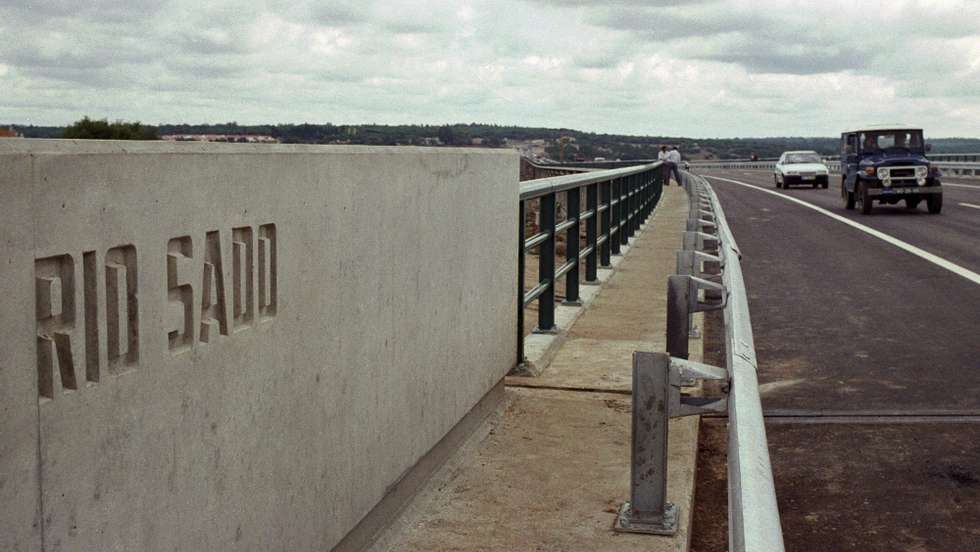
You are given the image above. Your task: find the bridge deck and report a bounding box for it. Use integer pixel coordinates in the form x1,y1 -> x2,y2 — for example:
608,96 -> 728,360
370,186 -> 701,551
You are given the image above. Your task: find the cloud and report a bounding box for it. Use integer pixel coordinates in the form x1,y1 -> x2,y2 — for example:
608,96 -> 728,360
0,0 -> 978,137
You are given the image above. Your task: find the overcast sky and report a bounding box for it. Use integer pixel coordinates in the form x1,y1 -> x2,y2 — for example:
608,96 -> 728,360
2,0 -> 978,137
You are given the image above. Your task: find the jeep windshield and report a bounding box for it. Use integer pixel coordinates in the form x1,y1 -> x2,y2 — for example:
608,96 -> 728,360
785,153 -> 822,164
858,130 -> 924,154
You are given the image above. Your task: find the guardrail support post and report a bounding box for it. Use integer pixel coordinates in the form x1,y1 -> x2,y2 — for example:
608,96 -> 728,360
535,192 -> 557,333
564,189 -> 581,305
610,179 -> 622,256
616,351 -> 674,535
666,274 -> 726,359
585,183 -> 598,283
616,352 -> 727,535
601,180 -> 612,266
517,200 -> 527,365
634,175 -> 642,233
627,175 -> 637,238
620,177 -> 630,248
644,174 -> 653,220
639,176 -> 647,223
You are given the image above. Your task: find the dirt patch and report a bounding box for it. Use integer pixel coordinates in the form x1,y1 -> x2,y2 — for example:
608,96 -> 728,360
603,398 -> 631,413
690,309 -> 728,552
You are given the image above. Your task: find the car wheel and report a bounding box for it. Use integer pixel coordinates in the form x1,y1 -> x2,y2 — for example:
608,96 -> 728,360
859,183 -> 873,215
774,174 -> 780,188
927,193 -> 943,214
843,179 -> 855,210
905,198 -> 921,210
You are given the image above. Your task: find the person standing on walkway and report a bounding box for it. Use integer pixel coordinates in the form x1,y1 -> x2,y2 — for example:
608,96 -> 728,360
666,145 -> 682,186
658,145 -> 670,185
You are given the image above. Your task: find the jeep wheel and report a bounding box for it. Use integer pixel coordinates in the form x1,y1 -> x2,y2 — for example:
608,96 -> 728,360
821,180 -> 829,189
859,184 -> 873,215
843,180 -> 855,210
906,198 -> 921,210
927,193 -> 943,214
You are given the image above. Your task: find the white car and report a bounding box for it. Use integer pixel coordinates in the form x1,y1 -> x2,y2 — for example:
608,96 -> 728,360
774,151 -> 829,189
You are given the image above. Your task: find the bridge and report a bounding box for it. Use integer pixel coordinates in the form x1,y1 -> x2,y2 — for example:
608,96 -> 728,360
2,140 -> 978,551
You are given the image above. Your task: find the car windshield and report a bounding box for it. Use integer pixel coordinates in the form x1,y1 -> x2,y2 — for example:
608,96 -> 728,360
859,130 -> 924,153
784,153 -> 821,164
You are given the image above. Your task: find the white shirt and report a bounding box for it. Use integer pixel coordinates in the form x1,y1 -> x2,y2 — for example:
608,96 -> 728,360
658,150 -> 668,161
666,150 -> 681,164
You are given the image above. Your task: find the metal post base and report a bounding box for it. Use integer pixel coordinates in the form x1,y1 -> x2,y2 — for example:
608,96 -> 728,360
613,502 -> 678,535
561,299 -> 583,307
532,326 -> 559,335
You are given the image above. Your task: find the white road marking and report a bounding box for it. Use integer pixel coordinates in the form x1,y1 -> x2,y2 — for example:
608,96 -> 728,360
704,175 -> 980,286
960,202 -> 980,210
945,182 -> 980,190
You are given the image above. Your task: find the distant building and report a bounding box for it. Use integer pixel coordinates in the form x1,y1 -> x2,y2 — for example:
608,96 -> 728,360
0,127 -> 22,138
161,134 -> 278,143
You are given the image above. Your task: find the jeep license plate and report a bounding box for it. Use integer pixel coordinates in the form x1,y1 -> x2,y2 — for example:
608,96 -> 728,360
882,188 -> 914,195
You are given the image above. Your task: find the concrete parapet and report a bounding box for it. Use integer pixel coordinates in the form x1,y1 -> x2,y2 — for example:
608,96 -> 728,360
0,140 -> 518,551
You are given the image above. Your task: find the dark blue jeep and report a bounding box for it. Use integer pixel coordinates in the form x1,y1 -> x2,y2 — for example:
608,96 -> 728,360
840,126 -> 942,214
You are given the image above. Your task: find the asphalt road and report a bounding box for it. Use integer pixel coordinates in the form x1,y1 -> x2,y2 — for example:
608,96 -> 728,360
690,170 -> 980,551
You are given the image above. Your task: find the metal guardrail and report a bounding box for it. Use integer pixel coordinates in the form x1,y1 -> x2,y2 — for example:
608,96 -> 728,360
934,161 -> 980,177
923,152 -> 980,162
516,161 -> 664,368
688,160 -> 779,170
614,171 -> 784,551
689,158 -> 980,178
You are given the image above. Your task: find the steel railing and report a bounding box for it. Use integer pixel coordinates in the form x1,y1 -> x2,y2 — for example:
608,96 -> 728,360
912,152 -> 980,162
689,158 -> 980,178
520,157 -> 594,180
697,173 -> 784,552
614,171 -> 784,551
516,161 -> 664,368
933,161 -> 980,177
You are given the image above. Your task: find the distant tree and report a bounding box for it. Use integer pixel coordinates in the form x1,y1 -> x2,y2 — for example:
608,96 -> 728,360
63,117 -> 159,140
437,125 -> 454,146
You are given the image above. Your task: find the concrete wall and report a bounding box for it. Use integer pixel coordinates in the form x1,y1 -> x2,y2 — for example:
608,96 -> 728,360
0,140 -> 518,551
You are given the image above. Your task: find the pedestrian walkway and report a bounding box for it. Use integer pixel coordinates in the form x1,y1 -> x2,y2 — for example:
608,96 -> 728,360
370,186 -> 700,552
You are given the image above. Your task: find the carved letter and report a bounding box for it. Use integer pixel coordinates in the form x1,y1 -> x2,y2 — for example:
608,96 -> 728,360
167,237 -> 194,353
258,224 -> 277,319
83,251 -> 102,383
232,226 -> 254,331
35,254 -> 77,401
105,245 -> 139,371
200,231 -> 229,343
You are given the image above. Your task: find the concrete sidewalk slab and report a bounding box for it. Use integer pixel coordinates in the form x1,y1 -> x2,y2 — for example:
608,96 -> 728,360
369,186 -> 700,551
369,388 -> 697,552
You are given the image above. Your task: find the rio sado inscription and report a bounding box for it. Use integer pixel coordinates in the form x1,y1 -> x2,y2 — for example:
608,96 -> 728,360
33,223 -> 277,403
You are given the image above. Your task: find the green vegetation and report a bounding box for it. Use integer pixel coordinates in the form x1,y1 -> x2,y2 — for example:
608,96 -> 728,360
62,117 -> 159,140
5,120 -> 979,158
